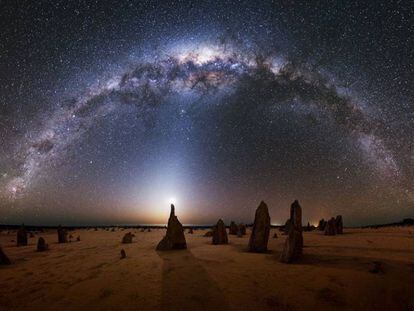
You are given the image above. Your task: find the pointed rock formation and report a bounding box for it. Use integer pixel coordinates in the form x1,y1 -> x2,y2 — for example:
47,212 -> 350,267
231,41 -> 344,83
212,219 -> 228,244
156,204 -> 187,250
122,232 -> 134,244
17,224 -> 28,246
280,200 -> 303,263
335,215 -> 343,234
0,246 -> 11,265
37,237 -> 49,252
188,228 -> 194,234
248,201 -> 271,253
229,221 -> 238,235
273,233 -> 278,238
57,226 -> 68,243
324,217 -> 337,235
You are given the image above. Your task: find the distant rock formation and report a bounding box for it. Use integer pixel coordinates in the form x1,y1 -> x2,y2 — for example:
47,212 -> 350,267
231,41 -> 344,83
76,236 -> 81,242
280,200 -> 303,263
248,201 -> 271,253
17,224 -> 28,246
29,232 -> 35,238
122,232 -> 134,244
156,204 -> 187,251
37,237 -> 49,252
188,228 -> 194,234
229,221 -> 238,235
120,249 -> 126,259
283,219 -> 291,235
212,219 -> 228,244
237,223 -> 246,236
0,246 -> 11,265
204,230 -> 213,237
273,233 -> 278,238
318,219 -> 327,231
335,215 -> 343,234
57,226 -> 68,243
324,217 -> 337,235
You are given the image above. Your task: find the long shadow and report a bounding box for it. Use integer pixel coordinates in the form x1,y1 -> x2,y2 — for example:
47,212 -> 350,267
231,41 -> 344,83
157,249 -> 229,310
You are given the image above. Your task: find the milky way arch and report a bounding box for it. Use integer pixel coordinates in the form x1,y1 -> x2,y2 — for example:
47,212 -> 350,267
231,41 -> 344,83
1,41 -> 403,201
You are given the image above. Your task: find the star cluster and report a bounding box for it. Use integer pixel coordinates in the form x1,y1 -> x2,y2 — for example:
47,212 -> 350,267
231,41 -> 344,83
0,1 -> 413,225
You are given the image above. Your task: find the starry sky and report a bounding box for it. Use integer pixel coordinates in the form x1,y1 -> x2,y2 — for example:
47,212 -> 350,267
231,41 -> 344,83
0,1 -> 413,226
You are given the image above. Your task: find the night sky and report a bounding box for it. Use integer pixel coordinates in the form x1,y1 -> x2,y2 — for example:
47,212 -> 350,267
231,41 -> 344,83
0,1 -> 413,226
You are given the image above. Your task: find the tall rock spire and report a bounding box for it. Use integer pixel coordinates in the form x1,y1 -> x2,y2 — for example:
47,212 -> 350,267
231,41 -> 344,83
248,201 -> 271,253
156,204 -> 187,251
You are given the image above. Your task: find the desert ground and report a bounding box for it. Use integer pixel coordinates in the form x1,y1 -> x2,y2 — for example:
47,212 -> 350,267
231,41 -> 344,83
1,227 -> 414,310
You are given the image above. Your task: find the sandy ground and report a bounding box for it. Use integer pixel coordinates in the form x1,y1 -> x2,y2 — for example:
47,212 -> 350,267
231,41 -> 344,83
1,227 -> 414,311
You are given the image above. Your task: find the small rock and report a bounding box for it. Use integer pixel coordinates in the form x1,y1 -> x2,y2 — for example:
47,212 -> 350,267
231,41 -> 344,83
370,261 -> 384,274
122,232 -> 134,244
120,249 -> 126,259
57,225 -> 68,243
37,237 -> 49,252
0,246 -> 11,265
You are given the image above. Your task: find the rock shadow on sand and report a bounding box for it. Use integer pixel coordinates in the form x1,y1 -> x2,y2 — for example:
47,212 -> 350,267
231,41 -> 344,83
157,249 -> 229,311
